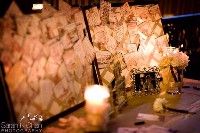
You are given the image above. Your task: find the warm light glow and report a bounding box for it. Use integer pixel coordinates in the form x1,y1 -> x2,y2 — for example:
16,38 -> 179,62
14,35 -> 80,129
143,43 -> 154,55
84,85 -> 110,105
164,46 -> 178,55
150,60 -> 158,67
32,4 -> 43,10
173,48 -> 179,53
181,44 -> 184,48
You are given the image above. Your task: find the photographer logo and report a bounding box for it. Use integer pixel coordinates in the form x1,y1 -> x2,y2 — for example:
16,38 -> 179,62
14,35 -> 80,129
1,113 -> 43,133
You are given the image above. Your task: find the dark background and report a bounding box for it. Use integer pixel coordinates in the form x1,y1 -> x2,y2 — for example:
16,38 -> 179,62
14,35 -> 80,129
1,0 -> 200,17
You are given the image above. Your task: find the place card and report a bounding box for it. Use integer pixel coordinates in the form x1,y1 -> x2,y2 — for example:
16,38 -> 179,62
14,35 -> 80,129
118,127 -> 138,133
118,125 -> 173,133
136,113 -> 160,121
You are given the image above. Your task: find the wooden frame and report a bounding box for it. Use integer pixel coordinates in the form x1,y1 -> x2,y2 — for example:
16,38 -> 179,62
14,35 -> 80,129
0,61 -> 16,123
0,1 -> 101,126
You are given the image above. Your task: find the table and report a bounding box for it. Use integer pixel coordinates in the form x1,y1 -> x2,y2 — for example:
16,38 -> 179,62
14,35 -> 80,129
44,78 -> 200,133
107,78 -> 200,133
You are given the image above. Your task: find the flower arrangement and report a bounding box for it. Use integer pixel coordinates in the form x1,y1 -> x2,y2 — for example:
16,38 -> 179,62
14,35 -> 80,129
159,50 -> 189,70
153,98 -> 168,112
158,47 -> 189,94
153,98 -> 195,114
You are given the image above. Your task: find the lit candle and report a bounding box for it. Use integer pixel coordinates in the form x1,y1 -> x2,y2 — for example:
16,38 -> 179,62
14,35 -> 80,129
84,85 -> 110,132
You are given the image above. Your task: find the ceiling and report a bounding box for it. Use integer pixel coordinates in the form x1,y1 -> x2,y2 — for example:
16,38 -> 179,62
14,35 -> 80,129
0,0 -> 159,17
1,0 -> 199,18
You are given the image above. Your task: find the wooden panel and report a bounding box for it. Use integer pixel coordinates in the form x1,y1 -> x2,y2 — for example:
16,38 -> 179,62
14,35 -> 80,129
0,1 -> 95,122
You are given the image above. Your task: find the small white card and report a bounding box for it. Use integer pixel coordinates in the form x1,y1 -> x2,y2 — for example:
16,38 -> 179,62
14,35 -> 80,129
136,113 -> 160,121
118,127 -> 138,133
118,125 -> 171,133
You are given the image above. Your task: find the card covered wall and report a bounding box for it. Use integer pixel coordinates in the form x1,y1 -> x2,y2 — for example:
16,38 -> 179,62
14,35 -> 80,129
0,1 -> 95,121
86,2 -> 169,87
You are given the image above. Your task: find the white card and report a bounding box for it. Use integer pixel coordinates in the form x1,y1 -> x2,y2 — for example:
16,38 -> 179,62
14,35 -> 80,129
118,125 -> 171,133
118,127 -> 138,133
137,113 -> 160,121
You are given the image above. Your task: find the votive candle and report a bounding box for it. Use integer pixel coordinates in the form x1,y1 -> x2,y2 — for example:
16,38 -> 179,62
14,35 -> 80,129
84,85 -> 110,132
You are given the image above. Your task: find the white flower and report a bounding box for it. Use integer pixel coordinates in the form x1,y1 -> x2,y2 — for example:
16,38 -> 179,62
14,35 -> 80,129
171,52 -> 189,69
153,98 -> 168,112
159,50 -> 189,69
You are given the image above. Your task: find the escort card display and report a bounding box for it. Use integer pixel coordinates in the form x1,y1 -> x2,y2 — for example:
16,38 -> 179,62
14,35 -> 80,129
0,1 -> 95,121
86,1 -> 169,88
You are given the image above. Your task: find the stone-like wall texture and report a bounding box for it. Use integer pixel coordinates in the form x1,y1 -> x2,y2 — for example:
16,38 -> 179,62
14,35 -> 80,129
0,1 -> 95,121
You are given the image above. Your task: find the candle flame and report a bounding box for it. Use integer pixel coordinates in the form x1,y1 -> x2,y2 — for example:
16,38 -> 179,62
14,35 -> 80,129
84,85 -> 110,105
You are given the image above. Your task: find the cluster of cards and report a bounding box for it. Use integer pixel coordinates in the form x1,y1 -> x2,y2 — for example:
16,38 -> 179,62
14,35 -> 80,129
136,113 -> 161,121
118,125 -> 174,133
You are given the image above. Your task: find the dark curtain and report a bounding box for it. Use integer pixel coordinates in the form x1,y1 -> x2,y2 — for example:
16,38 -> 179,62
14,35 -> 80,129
159,0 -> 200,16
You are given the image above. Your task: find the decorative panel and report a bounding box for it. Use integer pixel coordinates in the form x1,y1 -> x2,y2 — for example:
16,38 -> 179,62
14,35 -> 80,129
0,1 -> 95,121
86,2 -> 169,88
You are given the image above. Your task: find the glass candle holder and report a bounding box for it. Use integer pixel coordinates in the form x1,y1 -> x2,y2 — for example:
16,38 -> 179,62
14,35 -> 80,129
167,68 -> 183,95
84,85 -> 110,132
160,66 -> 183,95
